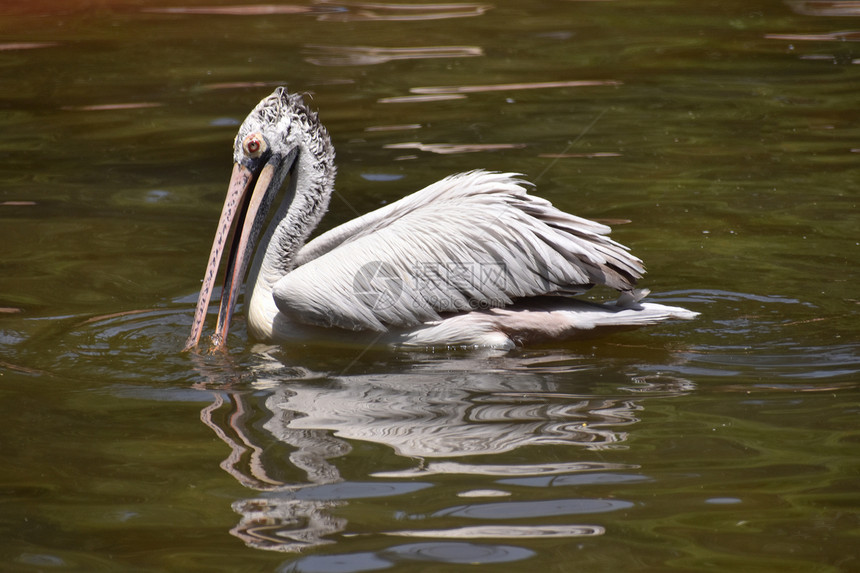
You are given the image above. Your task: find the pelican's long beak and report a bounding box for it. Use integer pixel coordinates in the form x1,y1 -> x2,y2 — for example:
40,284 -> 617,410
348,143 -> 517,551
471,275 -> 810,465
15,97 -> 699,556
183,159 -> 280,352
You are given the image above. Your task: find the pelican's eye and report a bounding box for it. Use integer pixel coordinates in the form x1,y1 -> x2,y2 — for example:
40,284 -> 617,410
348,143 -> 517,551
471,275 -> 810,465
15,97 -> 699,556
242,133 -> 267,158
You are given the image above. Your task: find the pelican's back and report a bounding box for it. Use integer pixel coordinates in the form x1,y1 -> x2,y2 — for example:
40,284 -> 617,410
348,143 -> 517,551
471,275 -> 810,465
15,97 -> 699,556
277,171 -> 644,332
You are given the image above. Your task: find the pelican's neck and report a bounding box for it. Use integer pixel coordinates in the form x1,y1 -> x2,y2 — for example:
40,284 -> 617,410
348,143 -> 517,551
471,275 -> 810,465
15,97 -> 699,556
246,123 -> 336,341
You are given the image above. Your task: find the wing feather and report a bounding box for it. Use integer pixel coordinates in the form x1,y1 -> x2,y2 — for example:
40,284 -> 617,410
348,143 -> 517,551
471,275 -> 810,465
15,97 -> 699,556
275,171 -> 643,331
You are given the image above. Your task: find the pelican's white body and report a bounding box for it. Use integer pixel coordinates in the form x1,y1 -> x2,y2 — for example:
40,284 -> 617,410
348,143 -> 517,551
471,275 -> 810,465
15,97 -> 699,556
188,89 -> 697,351
244,171 -> 697,350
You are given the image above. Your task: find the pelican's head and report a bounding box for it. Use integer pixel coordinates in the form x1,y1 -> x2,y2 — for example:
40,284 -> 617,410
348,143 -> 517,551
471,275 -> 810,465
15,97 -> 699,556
184,88 -> 330,352
232,88 -> 304,174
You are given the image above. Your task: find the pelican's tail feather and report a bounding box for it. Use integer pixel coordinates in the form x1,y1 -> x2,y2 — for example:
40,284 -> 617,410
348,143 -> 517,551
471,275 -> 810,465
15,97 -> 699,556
581,301 -> 700,328
396,297 -> 698,349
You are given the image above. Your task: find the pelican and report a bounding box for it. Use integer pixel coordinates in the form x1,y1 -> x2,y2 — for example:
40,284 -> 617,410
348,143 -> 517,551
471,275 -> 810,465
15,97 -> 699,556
184,88 -> 697,352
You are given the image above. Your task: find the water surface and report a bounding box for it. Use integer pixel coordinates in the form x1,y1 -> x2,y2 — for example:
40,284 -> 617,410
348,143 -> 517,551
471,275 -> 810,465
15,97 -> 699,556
1,0 -> 858,571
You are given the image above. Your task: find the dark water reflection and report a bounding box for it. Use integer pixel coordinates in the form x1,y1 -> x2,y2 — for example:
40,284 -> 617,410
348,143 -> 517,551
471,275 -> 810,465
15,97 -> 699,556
191,350 -> 681,554
2,0 -> 859,571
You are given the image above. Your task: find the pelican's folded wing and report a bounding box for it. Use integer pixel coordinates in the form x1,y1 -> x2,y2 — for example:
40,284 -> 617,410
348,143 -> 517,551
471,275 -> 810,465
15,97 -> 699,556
276,171 -> 644,331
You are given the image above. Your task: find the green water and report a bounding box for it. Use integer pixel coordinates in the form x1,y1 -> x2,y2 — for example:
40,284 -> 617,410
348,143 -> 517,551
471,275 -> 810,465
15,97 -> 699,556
1,0 -> 858,571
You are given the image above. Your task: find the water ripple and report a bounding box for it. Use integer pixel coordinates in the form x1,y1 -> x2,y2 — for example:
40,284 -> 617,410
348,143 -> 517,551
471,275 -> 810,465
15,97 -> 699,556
385,524 -> 605,539
304,45 -> 482,66
383,541 -> 534,563
280,542 -> 533,572
373,461 -> 638,478
788,1 -> 860,16
315,1 -> 491,22
433,498 -> 634,519
383,142 -> 526,154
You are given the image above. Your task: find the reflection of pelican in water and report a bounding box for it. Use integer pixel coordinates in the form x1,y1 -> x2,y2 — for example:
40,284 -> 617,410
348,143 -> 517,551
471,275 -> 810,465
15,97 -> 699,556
197,352 -> 694,552
185,88 -> 697,352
